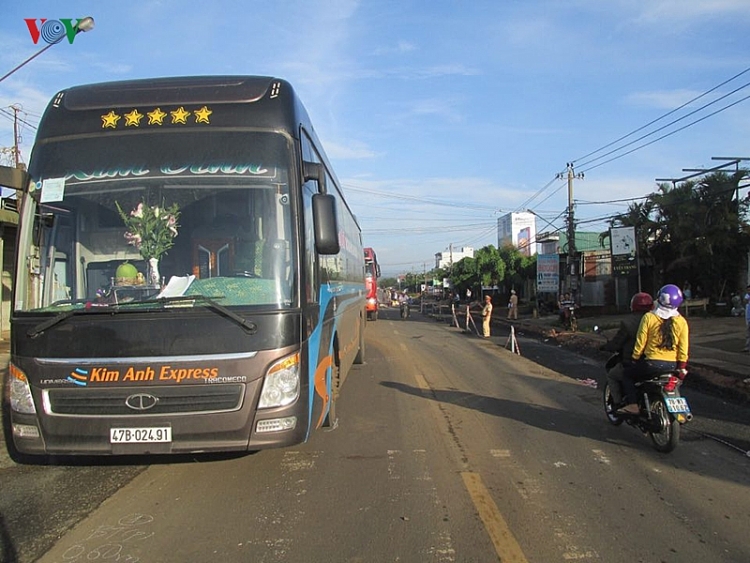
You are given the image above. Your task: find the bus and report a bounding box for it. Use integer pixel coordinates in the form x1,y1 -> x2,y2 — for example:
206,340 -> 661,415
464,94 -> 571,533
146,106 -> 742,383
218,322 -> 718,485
0,76 -> 366,460
364,247 -> 380,320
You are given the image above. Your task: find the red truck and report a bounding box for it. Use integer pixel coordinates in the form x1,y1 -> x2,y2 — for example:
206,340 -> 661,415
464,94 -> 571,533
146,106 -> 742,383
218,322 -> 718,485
364,247 -> 380,320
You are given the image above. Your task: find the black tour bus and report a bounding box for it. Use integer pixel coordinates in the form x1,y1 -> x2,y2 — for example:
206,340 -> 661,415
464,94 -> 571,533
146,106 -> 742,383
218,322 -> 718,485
1,76 -> 366,460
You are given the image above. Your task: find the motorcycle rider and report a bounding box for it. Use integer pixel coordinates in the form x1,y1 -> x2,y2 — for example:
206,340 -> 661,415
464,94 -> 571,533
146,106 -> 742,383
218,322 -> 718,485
558,292 -> 576,327
398,290 -> 410,318
619,284 -> 690,415
600,292 -> 654,409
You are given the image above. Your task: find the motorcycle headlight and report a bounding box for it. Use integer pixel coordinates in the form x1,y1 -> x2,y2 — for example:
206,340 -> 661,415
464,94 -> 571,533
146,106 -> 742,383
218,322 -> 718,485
9,363 -> 37,415
258,352 -> 300,409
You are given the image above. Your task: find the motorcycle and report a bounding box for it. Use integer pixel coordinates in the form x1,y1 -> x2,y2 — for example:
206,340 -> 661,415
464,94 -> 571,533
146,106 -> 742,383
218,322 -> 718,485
399,300 -> 410,319
561,304 -> 578,331
597,327 -> 692,453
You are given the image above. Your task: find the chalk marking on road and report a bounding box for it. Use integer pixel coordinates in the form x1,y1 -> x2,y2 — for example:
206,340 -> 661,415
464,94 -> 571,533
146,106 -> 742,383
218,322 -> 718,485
413,449 -> 433,482
461,471 -> 530,563
562,547 -> 600,560
490,449 -> 511,458
280,450 -> 319,471
387,449 -> 402,480
553,519 -> 600,561
425,529 -> 457,562
591,449 -> 611,465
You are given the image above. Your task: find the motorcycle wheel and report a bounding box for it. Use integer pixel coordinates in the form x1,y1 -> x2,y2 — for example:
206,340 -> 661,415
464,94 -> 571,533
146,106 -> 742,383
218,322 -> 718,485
648,398 -> 680,453
570,315 -> 578,332
603,383 -> 624,426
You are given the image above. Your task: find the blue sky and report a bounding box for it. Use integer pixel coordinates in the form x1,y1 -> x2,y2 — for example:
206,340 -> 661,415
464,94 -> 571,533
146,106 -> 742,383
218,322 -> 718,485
2,1 -> 749,277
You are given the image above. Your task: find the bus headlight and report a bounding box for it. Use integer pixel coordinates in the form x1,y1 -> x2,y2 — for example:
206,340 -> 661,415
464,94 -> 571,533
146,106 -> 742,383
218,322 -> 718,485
258,352 -> 300,409
9,363 -> 36,415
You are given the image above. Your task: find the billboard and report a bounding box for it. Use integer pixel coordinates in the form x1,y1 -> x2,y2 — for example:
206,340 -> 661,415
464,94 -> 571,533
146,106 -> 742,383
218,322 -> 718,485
609,226 -> 637,276
498,212 -> 537,255
536,254 -> 559,293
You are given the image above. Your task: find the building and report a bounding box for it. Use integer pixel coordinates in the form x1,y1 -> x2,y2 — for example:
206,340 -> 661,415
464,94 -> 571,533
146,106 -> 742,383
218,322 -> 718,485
497,212 -> 537,256
0,196 -> 18,336
537,231 -> 611,306
435,246 -> 474,270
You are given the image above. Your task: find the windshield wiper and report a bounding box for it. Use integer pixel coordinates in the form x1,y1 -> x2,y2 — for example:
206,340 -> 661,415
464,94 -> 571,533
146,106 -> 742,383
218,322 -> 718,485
28,294 -> 258,338
27,302 -> 134,338
154,294 -> 258,334
28,309 -> 78,338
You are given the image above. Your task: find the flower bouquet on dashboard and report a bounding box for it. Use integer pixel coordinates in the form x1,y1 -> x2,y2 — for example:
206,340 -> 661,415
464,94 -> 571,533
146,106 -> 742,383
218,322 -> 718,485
116,200 -> 180,286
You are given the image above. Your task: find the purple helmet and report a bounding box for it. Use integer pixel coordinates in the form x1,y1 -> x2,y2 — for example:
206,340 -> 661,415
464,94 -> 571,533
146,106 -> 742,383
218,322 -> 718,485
657,284 -> 684,309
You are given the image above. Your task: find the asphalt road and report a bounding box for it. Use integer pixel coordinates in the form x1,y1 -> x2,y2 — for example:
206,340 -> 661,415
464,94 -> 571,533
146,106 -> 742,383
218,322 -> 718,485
2,308 -> 749,562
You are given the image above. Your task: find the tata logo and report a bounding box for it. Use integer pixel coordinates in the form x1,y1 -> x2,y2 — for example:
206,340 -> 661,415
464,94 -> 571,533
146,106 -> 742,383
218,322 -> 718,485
24,18 -> 89,45
125,393 -> 160,411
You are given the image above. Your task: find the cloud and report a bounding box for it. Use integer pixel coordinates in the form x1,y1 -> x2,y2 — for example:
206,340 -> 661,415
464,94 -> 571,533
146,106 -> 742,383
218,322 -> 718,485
625,89 -> 706,109
631,0 -> 750,24
325,140 -> 380,160
373,40 -> 416,56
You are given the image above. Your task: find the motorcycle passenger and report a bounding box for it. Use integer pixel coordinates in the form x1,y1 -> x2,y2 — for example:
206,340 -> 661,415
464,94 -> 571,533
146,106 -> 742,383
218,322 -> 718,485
600,292 -> 654,408
619,284 -> 690,415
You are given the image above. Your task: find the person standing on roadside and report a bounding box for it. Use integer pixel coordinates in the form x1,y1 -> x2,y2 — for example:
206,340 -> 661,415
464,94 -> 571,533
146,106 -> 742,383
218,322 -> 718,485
507,289 -> 518,320
482,295 -> 493,337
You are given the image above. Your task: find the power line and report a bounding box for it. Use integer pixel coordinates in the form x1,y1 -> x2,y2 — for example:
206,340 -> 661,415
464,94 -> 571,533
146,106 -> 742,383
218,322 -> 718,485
344,183 -> 499,211
580,91 -> 750,174
577,79 -> 750,171
572,66 -> 750,165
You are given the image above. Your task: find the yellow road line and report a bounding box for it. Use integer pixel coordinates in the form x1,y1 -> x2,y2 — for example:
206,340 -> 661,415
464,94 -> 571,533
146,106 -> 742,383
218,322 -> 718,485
461,471 -> 530,563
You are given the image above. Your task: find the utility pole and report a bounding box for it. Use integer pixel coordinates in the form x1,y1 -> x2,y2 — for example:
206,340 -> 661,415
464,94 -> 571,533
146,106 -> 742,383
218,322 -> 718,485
556,163 -> 584,297
11,105 -> 21,168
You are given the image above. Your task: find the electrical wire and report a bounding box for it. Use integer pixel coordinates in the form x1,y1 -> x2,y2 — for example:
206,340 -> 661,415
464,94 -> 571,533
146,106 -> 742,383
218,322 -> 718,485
580,91 -> 750,174
573,66 -> 750,165
577,80 -> 750,171
344,183 -> 499,211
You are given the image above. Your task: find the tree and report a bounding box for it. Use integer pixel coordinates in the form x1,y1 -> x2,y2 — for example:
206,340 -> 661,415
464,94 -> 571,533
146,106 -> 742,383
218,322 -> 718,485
474,245 -> 505,289
498,245 -> 536,291
450,244 -> 534,299
607,171 -> 750,299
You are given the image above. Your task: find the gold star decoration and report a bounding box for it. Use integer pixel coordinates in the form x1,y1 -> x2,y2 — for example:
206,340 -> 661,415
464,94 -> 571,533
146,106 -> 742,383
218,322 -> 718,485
194,106 -> 212,124
170,106 -> 190,124
124,109 -> 144,127
147,108 -> 167,125
101,111 -> 121,129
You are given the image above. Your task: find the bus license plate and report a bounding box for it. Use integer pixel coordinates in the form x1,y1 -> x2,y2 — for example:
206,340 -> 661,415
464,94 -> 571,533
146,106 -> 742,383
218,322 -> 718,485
110,427 -> 172,444
664,397 -> 690,414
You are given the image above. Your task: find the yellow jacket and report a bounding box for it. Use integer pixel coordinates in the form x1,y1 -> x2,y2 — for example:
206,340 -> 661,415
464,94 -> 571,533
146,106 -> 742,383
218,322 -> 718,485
631,311 -> 689,366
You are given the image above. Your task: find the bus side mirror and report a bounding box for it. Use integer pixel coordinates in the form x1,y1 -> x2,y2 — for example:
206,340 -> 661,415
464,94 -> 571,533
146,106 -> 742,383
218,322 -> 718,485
312,193 -> 340,255
303,161 -> 327,194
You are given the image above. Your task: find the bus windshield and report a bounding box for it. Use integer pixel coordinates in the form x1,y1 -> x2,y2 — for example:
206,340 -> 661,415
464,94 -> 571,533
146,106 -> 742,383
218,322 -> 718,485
18,131 -> 296,313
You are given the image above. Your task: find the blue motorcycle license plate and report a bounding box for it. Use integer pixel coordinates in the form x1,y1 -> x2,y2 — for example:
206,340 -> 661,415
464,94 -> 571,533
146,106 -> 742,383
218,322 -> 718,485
665,397 -> 690,414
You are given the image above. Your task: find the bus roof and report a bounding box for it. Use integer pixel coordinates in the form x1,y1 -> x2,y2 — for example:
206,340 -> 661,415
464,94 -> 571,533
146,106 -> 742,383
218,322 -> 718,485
60,75 -> 283,109
34,76 -> 310,142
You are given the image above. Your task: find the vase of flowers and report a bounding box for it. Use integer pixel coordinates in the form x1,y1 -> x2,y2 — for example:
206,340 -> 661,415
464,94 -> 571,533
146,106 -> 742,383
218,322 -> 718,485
116,200 -> 180,286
